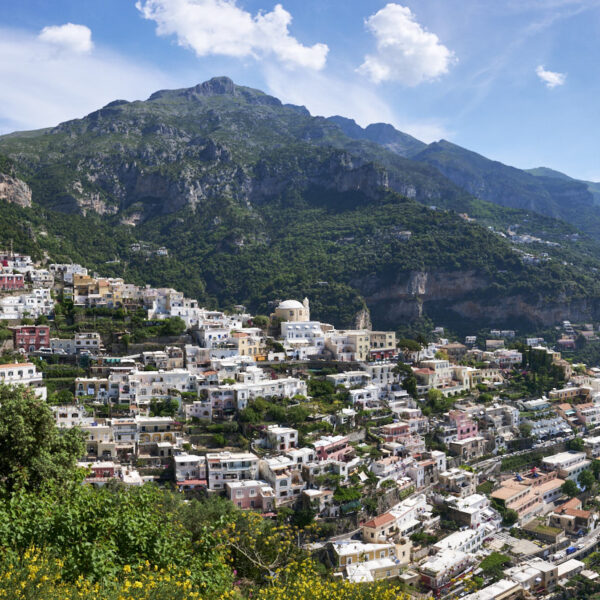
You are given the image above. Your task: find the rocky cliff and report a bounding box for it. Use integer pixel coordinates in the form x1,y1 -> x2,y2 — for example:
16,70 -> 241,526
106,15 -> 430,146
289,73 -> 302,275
0,173 -> 32,208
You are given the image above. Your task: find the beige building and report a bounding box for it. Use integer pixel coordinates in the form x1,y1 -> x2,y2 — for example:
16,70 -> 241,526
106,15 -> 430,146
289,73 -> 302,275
272,298 -> 310,322
490,481 -> 543,524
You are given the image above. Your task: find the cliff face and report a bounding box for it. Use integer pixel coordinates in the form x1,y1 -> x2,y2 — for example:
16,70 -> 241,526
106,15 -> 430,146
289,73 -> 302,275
362,269 -> 600,329
0,77 -> 472,222
0,173 -> 32,208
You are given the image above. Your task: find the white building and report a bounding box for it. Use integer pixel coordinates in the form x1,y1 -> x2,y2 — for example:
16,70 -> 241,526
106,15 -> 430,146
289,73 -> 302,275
349,385 -> 380,408
174,453 -> 207,483
206,451 -> 259,490
75,332 -> 104,355
260,456 -> 305,505
51,404 -> 92,428
326,371 -> 372,389
0,362 -> 46,399
0,289 -> 54,320
433,524 -> 496,554
281,321 -> 325,347
264,425 -> 298,451
184,400 -> 212,421
541,451 -> 591,481
51,337 -> 77,354
420,549 -> 472,591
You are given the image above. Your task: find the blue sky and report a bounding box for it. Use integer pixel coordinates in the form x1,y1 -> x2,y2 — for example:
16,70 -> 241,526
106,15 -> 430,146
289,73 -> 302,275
1,0 -> 599,180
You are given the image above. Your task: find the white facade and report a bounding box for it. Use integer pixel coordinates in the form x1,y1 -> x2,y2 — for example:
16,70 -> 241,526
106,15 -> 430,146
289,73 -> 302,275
0,289 -> 53,320
0,362 -> 46,399
174,453 -> 207,482
281,321 -> 325,347
51,404 -> 92,428
206,451 -> 259,490
326,371 -> 372,388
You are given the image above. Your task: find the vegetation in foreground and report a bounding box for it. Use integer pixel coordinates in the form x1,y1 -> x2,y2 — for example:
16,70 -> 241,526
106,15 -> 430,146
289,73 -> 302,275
0,384 -> 413,600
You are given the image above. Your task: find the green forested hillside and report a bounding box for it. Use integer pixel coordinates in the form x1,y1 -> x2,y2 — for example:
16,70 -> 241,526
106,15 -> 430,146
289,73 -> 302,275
1,77 -> 600,330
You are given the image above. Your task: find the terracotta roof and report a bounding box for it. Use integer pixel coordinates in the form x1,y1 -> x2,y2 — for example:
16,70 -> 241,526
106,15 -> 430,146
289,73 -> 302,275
556,497 -> 582,512
564,508 -> 592,519
0,362 -> 35,369
491,484 -> 525,500
363,512 -> 396,529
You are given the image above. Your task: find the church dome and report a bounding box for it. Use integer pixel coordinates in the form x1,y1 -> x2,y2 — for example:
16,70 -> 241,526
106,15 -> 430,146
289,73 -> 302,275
278,299 -> 304,310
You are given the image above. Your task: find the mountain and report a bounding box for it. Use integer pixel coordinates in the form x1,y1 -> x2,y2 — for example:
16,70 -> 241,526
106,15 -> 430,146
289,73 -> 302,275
0,77 -> 474,221
527,167 -> 600,207
2,76 -> 600,331
326,116 -> 426,158
334,116 -> 600,238
411,140 -> 600,238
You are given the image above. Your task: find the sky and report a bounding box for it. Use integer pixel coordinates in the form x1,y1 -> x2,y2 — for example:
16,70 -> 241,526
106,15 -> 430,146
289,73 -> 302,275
1,0 -> 599,181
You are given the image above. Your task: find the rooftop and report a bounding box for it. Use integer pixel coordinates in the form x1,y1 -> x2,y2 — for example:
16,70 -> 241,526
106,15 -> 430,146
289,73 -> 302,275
362,512 -> 396,529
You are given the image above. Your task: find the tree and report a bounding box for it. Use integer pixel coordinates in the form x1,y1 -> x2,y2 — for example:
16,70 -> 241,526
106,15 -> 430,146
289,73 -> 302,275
398,338 -> 421,352
568,437 -> 585,452
0,385 -> 85,492
393,361 -> 418,398
160,316 -> 186,336
54,389 -> 74,405
518,423 -> 532,438
579,469 -> 595,491
252,315 -> 269,329
479,552 -> 511,581
561,479 -> 580,498
502,509 -> 519,526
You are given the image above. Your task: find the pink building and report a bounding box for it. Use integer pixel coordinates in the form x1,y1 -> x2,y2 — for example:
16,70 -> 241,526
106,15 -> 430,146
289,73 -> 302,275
226,480 -> 275,511
380,422 -> 410,442
449,411 -> 478,441
0,272 -> 24,291
312,435 -> 352,461
11,325 -> 50,352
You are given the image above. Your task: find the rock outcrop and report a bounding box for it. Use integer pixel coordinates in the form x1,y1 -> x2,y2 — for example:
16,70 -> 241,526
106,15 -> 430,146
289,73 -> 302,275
0,173 -> 32,208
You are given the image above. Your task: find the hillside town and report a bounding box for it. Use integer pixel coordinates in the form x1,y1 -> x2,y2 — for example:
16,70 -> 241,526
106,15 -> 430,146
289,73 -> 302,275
6,249 -> 600,599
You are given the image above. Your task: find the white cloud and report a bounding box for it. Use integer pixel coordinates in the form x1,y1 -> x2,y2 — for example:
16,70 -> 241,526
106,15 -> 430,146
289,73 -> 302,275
135,0 -> 328,70
357,3 -> 456,85
0,28 -> 172,133
536,65 -> 566,88
263,66 -> 449,143
38,23 -> 93,54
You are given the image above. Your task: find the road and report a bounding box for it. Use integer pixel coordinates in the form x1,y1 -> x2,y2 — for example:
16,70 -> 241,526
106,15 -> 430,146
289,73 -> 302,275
555,525 -> 600,564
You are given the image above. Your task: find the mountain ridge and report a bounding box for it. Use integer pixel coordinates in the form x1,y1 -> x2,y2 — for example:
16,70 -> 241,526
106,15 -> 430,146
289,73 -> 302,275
1,76 -> 600,331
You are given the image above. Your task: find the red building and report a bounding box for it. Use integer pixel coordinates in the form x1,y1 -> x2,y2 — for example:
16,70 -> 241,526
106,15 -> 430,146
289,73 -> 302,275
0,272 -> 24,290
11,325 -> 50,352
